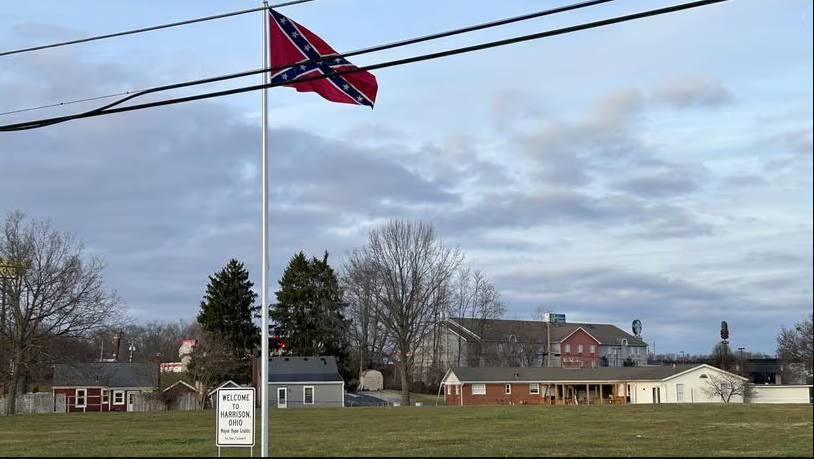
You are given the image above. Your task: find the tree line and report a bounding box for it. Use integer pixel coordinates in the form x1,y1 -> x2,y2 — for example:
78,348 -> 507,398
2,210 -> 812,413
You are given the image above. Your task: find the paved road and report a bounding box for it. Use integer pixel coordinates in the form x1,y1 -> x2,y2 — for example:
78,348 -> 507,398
344,391 -> 390,407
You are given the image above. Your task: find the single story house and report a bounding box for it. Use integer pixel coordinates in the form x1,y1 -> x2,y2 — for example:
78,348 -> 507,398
254,356 -> 345,408
52,362 -> 158,412
441,364 -> 754,405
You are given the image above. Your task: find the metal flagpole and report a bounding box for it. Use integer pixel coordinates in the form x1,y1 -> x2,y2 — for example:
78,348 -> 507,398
260,1 -> 270,457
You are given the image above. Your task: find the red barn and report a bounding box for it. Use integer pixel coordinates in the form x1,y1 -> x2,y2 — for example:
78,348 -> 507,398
52,362 -> 158,413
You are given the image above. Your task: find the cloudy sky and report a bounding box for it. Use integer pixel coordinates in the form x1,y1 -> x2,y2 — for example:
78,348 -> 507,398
1,0 -> 811,356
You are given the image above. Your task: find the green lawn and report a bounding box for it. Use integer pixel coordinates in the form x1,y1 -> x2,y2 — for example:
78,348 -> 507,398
0,404 -> 811,457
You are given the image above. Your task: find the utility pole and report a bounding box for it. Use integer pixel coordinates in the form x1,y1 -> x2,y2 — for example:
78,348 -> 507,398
737,347 -> 746,375
545,316 -> 551,367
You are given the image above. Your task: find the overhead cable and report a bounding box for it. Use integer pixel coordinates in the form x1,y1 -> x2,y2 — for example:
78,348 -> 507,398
0,0 -> 317,58
0,0 -> 729,132
0,0 -> 616,118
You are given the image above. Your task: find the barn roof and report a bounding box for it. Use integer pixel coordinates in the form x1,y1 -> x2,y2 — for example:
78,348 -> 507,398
53,362 -> 158,388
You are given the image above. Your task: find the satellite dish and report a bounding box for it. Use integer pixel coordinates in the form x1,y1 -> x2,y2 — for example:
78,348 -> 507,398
720,321 -> 729,341
632,319 -> 642,338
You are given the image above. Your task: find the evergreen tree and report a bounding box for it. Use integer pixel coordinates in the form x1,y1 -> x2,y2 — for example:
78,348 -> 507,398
196,258 -> 260,383
270,251 -> 351,378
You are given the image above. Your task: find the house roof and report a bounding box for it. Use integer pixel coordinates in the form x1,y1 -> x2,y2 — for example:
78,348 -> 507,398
207,380 -> 243,397
163,380 -> 199,393
445,317 -> 647,347
53,362 -> 158,388
444,365 -> 695,383
263,356 -> 344,383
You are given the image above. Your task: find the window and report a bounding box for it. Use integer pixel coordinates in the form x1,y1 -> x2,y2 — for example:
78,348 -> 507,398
454,385 -> 459,395
472,383 -> 486,395
529,383 -> 540,395
102,390 -> 110,405
113,390 -> 125,405
75,389 -> 86,407
303,386 -> 314,405
445,385 -> 451,395
676,384 -> 684,402
565,344 -> 571,353
504,384 -> 511,395
577,344 -> 583,354
589,345 -> 596,354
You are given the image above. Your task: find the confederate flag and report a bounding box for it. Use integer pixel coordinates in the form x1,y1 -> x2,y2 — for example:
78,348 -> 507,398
267,9 -> 378,108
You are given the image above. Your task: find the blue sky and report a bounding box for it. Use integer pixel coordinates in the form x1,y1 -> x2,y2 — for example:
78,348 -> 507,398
0,0 -> 812,357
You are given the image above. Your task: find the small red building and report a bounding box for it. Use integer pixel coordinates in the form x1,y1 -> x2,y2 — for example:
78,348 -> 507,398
52,362 -> 158,413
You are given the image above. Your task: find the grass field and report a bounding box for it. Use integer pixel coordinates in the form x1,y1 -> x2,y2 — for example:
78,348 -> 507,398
0,404 -> 811,457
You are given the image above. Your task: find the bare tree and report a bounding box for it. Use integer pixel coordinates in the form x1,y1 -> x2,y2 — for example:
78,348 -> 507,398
708,341 -> 736,372
350,220 -> 461,405
0,210 -> 122,414
342,257 -> 391,382
513,329 -> 542,367
776,312 -> 813,384
702,372 -> 752,403
185,332 -> 240,409
120,320 -> 197,363
446,267 -> 504,367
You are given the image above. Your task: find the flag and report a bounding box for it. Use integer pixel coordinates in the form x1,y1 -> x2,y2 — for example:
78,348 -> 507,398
267,9 -> 378,108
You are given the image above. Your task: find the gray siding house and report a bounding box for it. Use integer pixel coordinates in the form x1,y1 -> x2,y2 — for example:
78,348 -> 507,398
261,356 -> 345,408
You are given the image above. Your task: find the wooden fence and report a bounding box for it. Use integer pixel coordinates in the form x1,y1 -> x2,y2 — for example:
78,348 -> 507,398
0,391 -> 199,414
0,392 -> 66,415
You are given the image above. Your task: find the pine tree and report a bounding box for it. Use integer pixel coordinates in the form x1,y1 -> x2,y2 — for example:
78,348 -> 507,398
196,258 -> 260,383
270,251 -> 351,376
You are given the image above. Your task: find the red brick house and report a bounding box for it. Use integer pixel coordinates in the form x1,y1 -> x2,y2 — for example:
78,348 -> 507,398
52,362 -> 158,413
560,327 -> 602,368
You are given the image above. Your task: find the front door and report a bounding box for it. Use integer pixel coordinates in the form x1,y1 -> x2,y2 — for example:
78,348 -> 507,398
277,387 -> 287,408
127,392 -> 137,412
652,387 -> 661,404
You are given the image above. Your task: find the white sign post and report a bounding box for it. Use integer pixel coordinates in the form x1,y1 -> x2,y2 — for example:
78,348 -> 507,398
216,387 -> 256,456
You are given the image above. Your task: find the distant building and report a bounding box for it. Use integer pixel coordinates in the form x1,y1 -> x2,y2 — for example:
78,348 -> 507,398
415,317 -> 649,382
159,338 -> 197,373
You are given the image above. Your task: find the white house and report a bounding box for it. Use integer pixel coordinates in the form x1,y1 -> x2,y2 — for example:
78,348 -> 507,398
625,364 -> 749,404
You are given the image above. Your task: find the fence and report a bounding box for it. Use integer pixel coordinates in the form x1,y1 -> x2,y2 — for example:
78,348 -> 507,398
0,392 -> 66,415
0,391 -> 200,414
131,392 -> 199,412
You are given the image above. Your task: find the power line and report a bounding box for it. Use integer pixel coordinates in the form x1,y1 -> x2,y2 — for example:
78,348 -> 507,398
0,90 -> 144,117
0,0 -> 315,58
0,0 -> 616,118
0,0 -> 730,132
